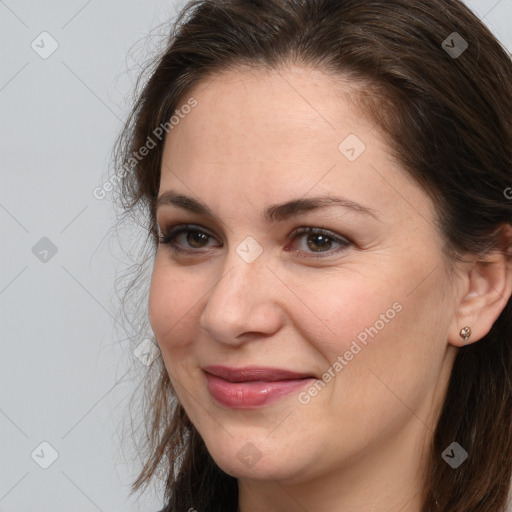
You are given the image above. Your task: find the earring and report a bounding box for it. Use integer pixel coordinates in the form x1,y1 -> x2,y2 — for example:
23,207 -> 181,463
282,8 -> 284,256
459,326 -> 472,343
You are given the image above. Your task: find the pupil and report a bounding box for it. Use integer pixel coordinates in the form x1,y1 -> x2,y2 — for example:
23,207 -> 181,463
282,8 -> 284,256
188,231 -> 208,247
307,234 -> 331,251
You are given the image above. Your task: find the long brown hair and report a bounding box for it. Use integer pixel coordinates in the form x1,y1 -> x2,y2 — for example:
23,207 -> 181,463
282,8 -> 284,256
114,0 -> 512,510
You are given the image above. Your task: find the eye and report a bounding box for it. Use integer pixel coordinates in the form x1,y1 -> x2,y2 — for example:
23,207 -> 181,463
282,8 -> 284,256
157,223 -> 351,259
286,227 -> 351,257
157,224 -> 221,253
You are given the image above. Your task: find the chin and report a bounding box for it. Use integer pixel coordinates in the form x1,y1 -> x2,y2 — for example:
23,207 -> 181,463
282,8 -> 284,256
206,441 -> 311,484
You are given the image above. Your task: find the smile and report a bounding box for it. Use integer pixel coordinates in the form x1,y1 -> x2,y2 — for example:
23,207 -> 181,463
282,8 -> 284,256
203,365 -> 316,409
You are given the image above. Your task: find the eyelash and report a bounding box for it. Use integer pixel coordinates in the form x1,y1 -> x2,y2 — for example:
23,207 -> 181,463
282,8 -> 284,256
157,224 -> 351,258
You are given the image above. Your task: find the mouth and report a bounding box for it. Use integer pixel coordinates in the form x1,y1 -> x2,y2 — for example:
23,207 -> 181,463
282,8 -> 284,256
202,365 -> 317,409
203,365 -> 316,382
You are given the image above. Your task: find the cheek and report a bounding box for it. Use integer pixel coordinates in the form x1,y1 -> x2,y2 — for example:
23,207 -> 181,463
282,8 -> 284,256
148,256 -> 205,351
287,259 -> 451,398
284,267 -> 403,362
148,259 -> 210,408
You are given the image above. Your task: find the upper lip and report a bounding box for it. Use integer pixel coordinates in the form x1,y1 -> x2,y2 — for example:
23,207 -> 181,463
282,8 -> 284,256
203,365 -> 315,382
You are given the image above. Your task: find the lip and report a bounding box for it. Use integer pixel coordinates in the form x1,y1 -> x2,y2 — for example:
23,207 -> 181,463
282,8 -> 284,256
203,365 -> 316,409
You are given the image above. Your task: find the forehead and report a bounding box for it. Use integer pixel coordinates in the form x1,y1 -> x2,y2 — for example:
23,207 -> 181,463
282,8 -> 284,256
162,66 -> 378,181
168,65 -> 369,149
159,65 -> 433,229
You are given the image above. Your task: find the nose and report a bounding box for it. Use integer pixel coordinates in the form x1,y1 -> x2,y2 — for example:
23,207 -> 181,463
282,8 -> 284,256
198,249 -> 284,346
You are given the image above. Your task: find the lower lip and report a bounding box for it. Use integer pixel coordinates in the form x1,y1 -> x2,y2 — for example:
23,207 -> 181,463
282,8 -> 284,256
204,372 -> 315,409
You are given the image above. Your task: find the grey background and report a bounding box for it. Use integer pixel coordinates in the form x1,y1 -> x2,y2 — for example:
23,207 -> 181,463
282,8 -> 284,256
1,1 -> 511,511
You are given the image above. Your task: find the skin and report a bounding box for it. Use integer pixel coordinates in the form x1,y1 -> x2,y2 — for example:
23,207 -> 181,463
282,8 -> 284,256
148,65 -> 512,512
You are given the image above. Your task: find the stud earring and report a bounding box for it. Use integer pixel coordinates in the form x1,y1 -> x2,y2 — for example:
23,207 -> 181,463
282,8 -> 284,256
459,326 -> 472,343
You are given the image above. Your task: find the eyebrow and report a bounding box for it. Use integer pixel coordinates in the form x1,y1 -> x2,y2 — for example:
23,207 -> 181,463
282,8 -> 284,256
155,190 -> 378,223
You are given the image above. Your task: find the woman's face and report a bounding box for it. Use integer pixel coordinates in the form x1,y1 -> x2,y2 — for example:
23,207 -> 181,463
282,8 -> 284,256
149,66 -> 463,490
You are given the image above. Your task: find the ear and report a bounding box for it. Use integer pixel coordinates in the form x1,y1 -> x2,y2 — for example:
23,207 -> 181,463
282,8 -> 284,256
448,224 -> 512,347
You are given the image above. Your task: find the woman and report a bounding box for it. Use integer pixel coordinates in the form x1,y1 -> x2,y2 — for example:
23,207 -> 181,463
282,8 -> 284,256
115,0 -> 512,510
